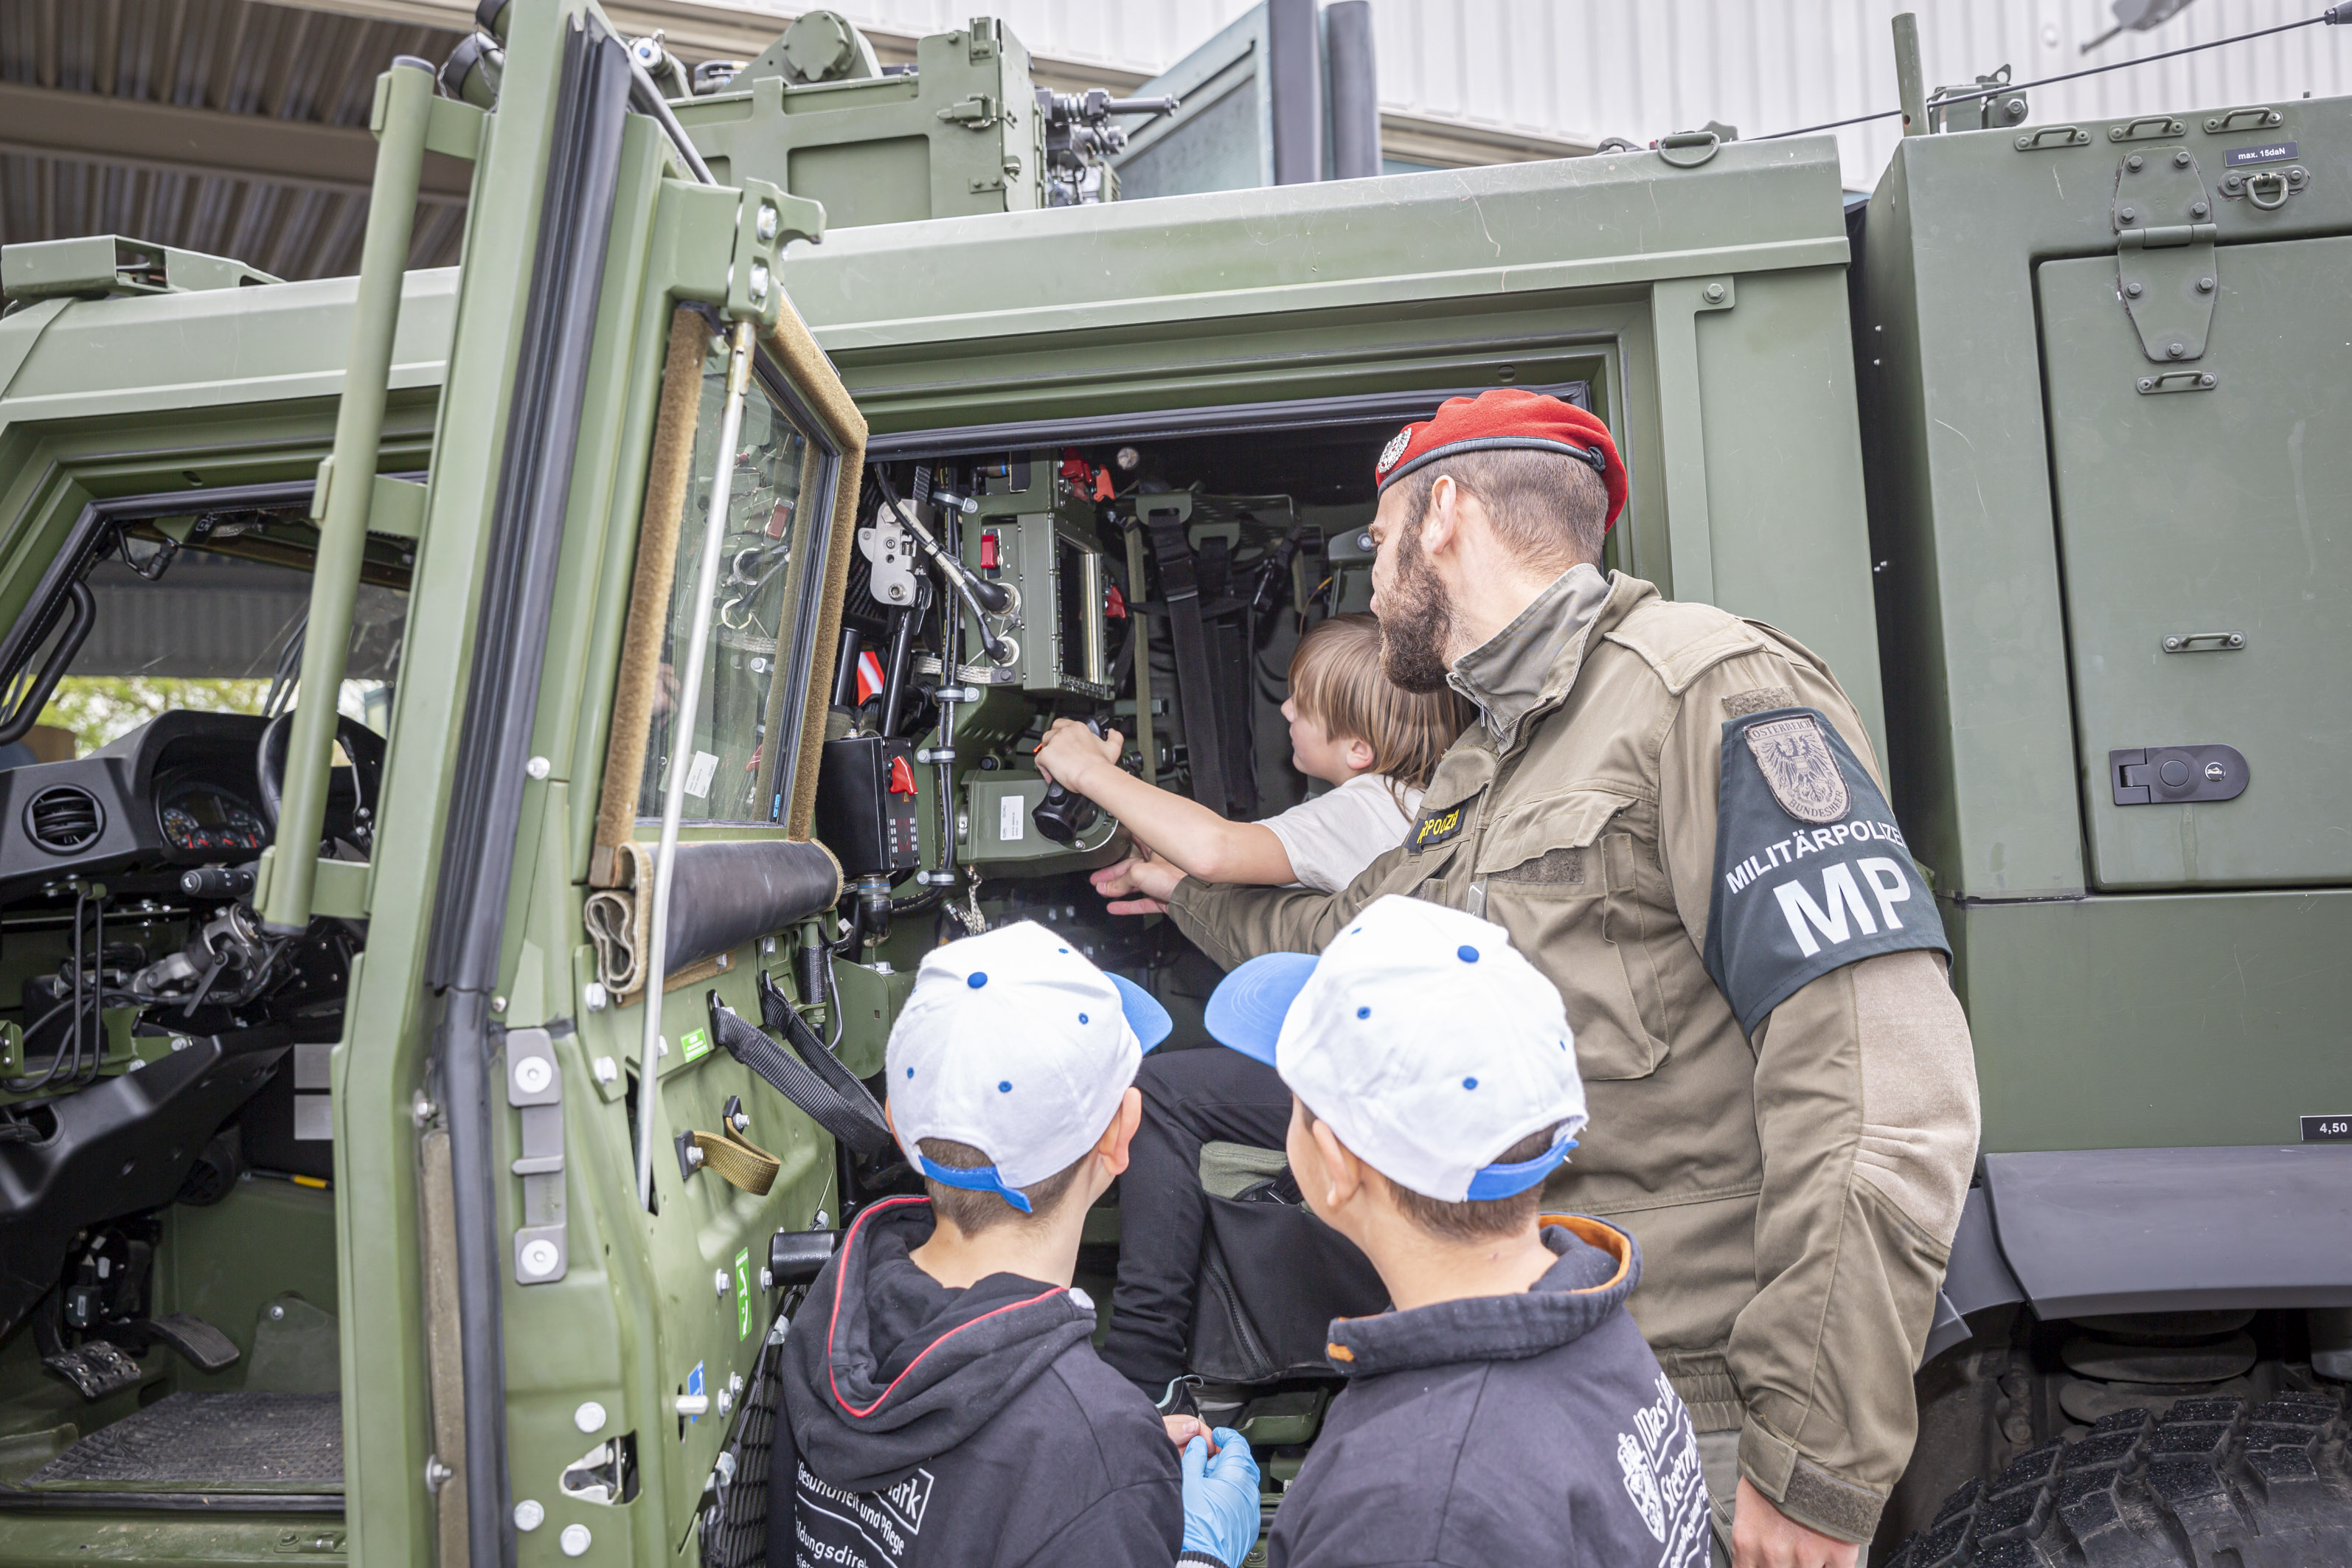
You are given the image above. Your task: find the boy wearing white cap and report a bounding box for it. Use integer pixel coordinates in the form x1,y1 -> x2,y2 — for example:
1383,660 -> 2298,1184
1203,896 -> 1711,1568
772,921 -> 1264,1568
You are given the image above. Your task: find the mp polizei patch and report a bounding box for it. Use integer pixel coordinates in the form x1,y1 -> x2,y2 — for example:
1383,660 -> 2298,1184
1702,707 -> 1947,1035
1409,799 -> 1469,852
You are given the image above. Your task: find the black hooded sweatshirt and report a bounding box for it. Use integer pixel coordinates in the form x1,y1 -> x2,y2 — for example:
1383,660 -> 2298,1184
772,1196 -> 1207,1568
1268,1218 -> 1711,1568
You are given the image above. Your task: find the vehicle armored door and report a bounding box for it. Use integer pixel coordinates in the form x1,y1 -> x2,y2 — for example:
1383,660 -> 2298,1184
2037,236 -> 2352,891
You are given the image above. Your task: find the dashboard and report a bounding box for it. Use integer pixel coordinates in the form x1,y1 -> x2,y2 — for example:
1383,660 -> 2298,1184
157,779 -> 270,856
0,711 -> 370,903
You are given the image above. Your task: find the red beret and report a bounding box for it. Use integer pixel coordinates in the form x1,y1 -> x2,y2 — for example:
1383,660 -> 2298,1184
1373,388 -> 1627,528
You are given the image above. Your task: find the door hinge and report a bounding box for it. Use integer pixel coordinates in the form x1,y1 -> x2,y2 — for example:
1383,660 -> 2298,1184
2113,148 -> 2216,364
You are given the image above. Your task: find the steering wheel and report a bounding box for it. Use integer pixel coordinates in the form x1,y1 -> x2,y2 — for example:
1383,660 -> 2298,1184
256,712 -> 389,853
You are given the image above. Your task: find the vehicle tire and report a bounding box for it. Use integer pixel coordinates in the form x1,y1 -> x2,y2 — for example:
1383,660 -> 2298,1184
1885,1388 -> 2352,1567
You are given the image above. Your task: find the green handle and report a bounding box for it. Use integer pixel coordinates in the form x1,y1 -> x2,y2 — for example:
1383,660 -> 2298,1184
261,58 -> 436,934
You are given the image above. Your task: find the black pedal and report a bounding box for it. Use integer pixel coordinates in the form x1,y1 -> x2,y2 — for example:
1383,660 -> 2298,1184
42,1339 -> 143,1401
130,1311 -> 241,1373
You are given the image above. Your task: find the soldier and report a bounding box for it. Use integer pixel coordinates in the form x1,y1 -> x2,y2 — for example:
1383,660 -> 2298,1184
1093,389 -> 1980,1568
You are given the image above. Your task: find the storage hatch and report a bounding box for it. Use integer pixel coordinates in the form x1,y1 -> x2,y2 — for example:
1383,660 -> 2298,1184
2038,233 -> 2352,890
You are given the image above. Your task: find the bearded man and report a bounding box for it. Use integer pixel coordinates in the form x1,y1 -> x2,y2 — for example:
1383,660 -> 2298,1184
1093,389 -> 1980,1568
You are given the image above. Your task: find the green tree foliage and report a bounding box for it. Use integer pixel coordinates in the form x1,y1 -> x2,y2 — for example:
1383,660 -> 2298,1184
38,679 -> 270,756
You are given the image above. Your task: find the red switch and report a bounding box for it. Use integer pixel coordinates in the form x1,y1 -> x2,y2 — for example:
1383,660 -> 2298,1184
887,755 -> 917,796
979,531 -> 1000,570
1105,584 -> 1127,620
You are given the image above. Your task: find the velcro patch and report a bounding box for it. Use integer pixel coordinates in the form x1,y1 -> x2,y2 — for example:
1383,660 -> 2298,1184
1409,802 -> 1469,852
1703,707 -> 1947,1035
1721,686 -> 1796,719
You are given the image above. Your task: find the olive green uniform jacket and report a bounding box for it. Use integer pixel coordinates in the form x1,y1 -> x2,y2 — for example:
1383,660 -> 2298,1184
1167,569 -> 1980,1545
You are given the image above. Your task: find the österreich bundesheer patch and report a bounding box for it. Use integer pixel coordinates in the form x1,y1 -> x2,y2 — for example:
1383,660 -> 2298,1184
1704,707 -> 1947,1035
1744,714 -> 1848,824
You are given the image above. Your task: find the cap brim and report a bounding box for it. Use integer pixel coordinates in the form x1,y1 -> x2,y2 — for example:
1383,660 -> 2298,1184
1202,951 -> 1319,1066
1108,973 -> 1173,1052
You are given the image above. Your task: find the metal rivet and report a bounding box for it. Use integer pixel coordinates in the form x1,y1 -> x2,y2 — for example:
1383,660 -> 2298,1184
2190,201 -> 2208,218
491,996 -> 507,1015
2139,378 -> 2156,392
2163,636 -> 2182,651
574,1401 -> 606,1433
584,982 -> 608,1013
521,1239 -> 561,1277
525,755 -> 550,780
1703,282 -> 1726,303
2126,153 -> 2143,172
514,1057 -> 552,1095
592,1055 -> 618,1084
2118,206 -> 2137,222
2167,341 -> 2187,358
559,1524 -> 592,1558
2204,762 -> 2227,781
755,203 -> 780,243
748,260 -> 770,302
2199,373 -> 2216,388
514,1501 -> 545,1532
269,1303 -> 285,1320
2174,150 -> 2191,167
715,1387 -> 732,1415
2126,281 -> 2143,297
715,1269 -> 730,1297
760,1267 -> 774,1291
683,1145 -> 704,1171
2197,277 -> 2215,292
2227,633 -> 2242,646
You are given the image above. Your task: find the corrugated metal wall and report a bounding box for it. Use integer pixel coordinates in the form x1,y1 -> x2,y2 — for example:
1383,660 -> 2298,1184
828,0 -> 2352,187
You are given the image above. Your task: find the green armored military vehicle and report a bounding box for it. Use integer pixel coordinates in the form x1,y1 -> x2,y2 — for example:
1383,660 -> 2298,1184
0,3 -> 2345,1564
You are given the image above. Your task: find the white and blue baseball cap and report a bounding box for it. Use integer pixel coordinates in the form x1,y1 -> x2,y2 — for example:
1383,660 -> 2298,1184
887,921 -> 1173,1213
1203,895 -> 1586,1204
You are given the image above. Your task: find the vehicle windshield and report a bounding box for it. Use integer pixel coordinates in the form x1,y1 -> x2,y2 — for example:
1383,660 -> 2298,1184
634,340 -> 818,824
17,524 -> 406,762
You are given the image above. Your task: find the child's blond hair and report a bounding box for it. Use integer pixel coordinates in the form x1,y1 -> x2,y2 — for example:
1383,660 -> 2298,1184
1288,613 -> 1470,797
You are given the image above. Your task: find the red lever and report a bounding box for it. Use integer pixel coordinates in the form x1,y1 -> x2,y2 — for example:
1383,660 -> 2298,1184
979,531 -> 999,570
1105,584 -> 1127,620
887,755 -> 917,796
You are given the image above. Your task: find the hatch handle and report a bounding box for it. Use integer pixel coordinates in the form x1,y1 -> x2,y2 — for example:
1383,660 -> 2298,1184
1657,131 -> 1721,168
2160,631 -> 2244,653
2016,125 -> 2091,150
2203,106 -> 2283,133
2109,744 -> 2249,806
2109,117 -> 2184,142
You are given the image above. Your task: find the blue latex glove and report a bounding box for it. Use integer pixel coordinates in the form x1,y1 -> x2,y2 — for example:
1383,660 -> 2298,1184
1180,1428 -> 1261,1567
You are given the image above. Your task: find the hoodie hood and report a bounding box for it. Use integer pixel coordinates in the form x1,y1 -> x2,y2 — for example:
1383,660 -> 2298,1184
1322,1215 -> 1639,1378
780,1196 -> 1097,1493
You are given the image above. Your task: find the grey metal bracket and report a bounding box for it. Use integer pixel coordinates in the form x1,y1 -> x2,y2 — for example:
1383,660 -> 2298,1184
507,1027 -> 568,1285
2113,148 -> 2216,364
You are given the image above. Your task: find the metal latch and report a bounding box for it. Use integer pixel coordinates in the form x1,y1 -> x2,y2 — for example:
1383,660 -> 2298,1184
2113,148 -> 2216,364
2109,744 -> 2249,806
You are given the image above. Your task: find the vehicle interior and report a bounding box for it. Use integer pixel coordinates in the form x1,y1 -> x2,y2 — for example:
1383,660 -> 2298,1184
812,378 -> 1608,1465
0,492 -> 402,1512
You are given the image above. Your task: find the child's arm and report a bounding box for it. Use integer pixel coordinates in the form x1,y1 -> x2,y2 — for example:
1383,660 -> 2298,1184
1033,719 -> 1296,885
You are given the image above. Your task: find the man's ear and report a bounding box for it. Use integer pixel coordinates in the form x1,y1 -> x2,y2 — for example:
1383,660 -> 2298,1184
1418,474 -> 1462,559
1098,1086 -> 1143,1179
1309,1116 -> 1364,1213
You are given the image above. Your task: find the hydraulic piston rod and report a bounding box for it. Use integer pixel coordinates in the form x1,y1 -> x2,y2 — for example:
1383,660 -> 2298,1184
635,318 -> 757,1207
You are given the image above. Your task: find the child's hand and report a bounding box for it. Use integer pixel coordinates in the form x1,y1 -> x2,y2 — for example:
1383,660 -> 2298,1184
1092,850 -> 1182,914
1162,1415 -> 1218,1454
1033,718 -> 1125,792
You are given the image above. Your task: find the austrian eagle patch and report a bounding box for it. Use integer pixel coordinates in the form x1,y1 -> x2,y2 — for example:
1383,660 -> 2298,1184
1743,715 -> 1849,825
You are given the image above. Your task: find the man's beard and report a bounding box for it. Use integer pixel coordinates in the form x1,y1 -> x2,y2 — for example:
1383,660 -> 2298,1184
1378,524 -> 1455,694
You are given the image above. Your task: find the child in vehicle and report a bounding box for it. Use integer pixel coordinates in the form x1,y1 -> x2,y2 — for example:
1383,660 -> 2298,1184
770,920 -> 1263,1568
1031,612 -> 1467,911
1203,895 -> 1710,1568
